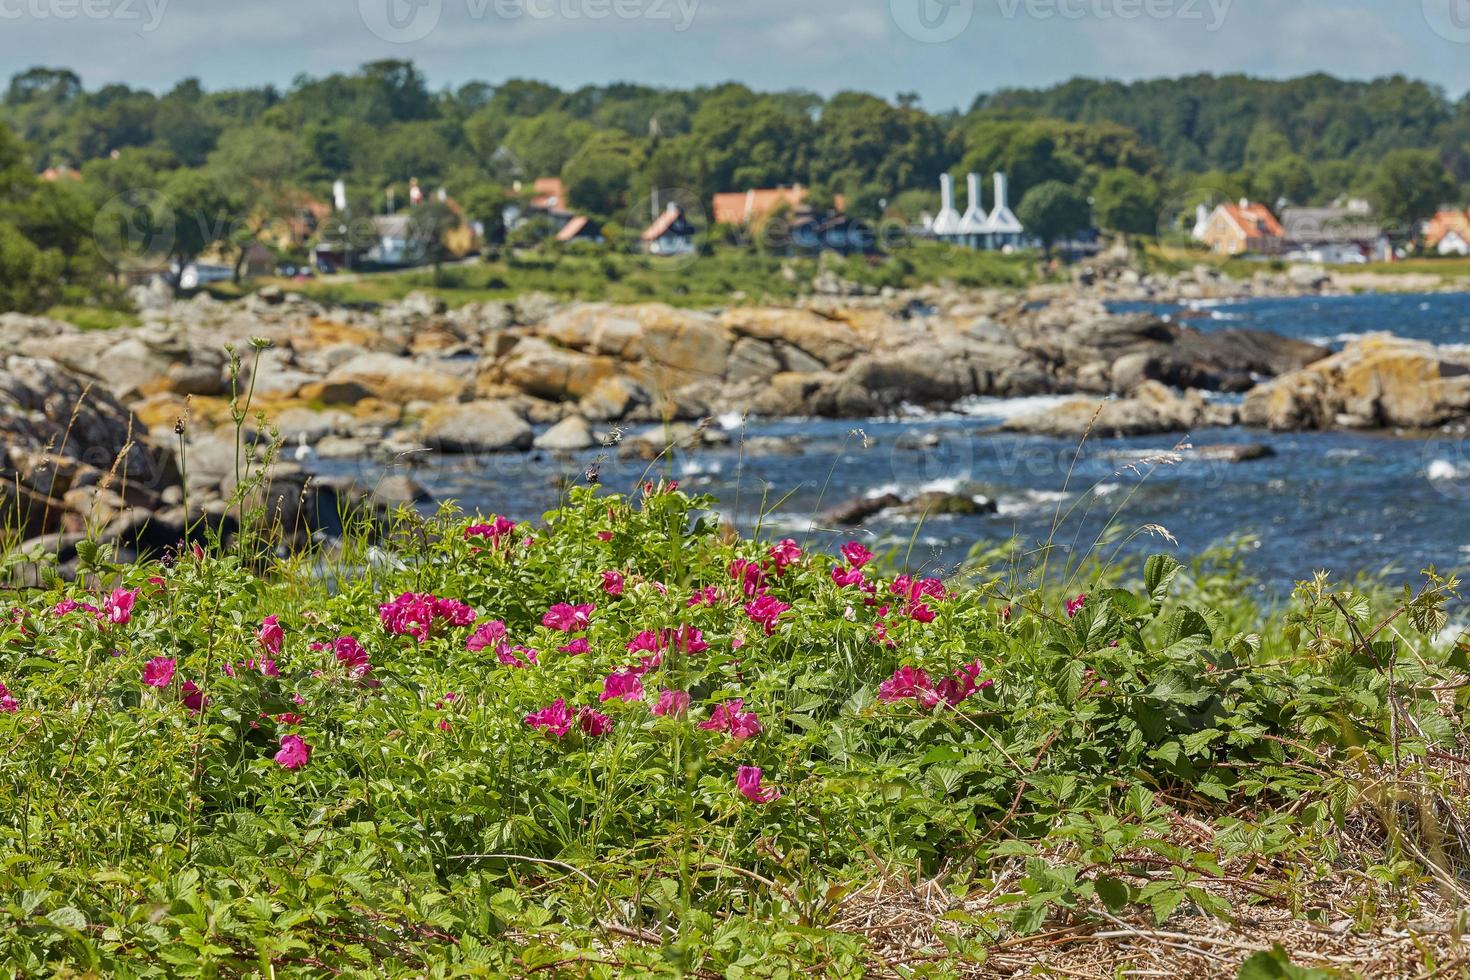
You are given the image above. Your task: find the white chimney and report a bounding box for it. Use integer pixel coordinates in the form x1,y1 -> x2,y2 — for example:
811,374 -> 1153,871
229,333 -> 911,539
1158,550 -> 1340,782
1240,197 -> 1250,209
994,173 -> 1010,212
941,174 -> 955,214
967,173 -> 981,213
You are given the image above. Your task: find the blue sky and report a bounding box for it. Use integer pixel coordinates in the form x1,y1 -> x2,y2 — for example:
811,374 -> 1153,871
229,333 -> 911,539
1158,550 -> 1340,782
6,0 -> 1470,107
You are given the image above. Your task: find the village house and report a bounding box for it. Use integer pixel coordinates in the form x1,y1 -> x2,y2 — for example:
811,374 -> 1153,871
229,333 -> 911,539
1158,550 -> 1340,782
1425,209 -> 1470,256
931,171 -> 1027,250
1279,201 -> 1389,263
712,185 -> 816,227
1197,200 -> 1286,256
553,214 -> 604,245
640,202 -> 698,256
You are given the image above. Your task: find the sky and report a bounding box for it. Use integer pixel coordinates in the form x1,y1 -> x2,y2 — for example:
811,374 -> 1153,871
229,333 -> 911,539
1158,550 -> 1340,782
4,0 -> 1470,107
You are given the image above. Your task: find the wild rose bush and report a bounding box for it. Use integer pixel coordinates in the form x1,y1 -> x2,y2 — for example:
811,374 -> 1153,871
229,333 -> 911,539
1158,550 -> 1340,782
0,485 -> 1460,975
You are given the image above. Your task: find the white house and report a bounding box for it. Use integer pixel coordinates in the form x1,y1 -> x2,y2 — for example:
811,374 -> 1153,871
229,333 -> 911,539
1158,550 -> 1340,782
931,171 -> 1026,251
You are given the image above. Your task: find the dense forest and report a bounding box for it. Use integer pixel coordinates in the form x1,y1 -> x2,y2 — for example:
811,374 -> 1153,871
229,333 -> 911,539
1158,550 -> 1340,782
0,62 -> 1465,312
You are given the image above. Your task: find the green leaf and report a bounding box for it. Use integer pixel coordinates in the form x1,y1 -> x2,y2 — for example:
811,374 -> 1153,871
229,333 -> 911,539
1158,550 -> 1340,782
1094,875 -> 1130,912
1236,946 -> 1339,979
1144,554 -> 1183,609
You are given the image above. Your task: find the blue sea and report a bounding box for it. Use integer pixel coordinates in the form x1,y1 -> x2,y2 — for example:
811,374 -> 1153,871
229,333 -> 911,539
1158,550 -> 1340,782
328,292 -> 1470,595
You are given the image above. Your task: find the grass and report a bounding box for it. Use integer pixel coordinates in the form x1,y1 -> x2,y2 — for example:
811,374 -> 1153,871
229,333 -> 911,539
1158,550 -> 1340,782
1,464 -> 1469,975
43,304 -> 141,331
208,242 -> 1041,311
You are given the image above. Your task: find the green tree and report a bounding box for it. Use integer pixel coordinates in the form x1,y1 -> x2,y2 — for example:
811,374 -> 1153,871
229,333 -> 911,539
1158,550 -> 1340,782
1092,169 -> 1161,238
561,132 -> 639,217
161,168 -> 239,274
207,126 -> 304,281
408,199 -> 460,286
0,221 -> 62,311
459,183 -> 507,247
1016,181 -> 1090,255
1367,149 -> 1456,242
1252,154 -> 1315,207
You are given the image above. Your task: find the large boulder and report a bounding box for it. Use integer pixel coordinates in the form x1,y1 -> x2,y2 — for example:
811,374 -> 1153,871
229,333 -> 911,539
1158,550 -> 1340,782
418,401 -> 533,454
325,352 -> 468,404
721,308 -> 869,369
1003,381 -> 1235,438
490,338 -> 620,401
1242,334 -> 1470,431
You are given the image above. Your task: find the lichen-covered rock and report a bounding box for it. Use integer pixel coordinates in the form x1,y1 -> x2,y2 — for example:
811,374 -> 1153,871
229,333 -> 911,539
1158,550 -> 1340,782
418,401 -> 533,454
1242,335 -> 1470,431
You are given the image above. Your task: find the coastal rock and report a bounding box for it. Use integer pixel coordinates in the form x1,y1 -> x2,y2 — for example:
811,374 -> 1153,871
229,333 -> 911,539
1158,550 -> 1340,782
1002,382 -> 1228,438
418,401 -> 533,454
490,338 -> 619,401
579,375 -> 650,421
822,493 -> 902,526
896,491 -> 999,516
722,308 -> 867,368
326,352 -> 468,404
1242,334 -> 1470,431
1195,443 -> 1277,462
534,415 -> 597,452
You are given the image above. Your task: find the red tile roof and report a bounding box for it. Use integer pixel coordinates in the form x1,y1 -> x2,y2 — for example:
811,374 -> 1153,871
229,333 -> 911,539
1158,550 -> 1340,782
1222,202 -> 1284,239
554,215 -> 590,242
530,177 -> 565,210
712,186 -> 812,226
642,206 -> 685,242
1425,210 -> 1470,248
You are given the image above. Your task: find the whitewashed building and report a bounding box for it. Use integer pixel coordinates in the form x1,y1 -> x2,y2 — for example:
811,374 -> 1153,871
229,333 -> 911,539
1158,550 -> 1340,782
931,171 -> 1026,250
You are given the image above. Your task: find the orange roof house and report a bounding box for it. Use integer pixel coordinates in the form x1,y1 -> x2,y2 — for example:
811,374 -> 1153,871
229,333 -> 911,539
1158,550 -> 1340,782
528,177 -> 565,211
1199,200 -> 1285,256
711,185 -> 845,227
1425,210 -> 1470,254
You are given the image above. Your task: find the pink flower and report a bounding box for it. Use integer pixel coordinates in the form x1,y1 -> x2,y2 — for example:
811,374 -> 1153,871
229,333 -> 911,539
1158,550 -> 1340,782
498,645 -> 539,669
466,621 -> 509,653
907,601 -> 936,624
181,681 -> 209,714
1066,594 -> 1087,619
596,531 -> 614,542
525,699 -> 572,737
600,669 -> 646,703
380,593 -> 476,641
559,638 -> 590,655
257,616 -> 284,656
627,626 -> 708,658
652,689 -> 690,717
465,516 -> 517,544
841,542 -> 874,569
877,666 -> 934,704
700,699 -> 762,740
936,662 -> 993,707
729,559 -> 767,598
736,766 -> 781,804
768,539 -> 802,572
103,588 -> 137,626
142,657 -> 176,688
831,565 -> 866,588
744,594 -> 790,636
578,708 -> 613,737
331,636 -> 371,677
274,734 -> 312,769
542,603 -> 595,633
687,586 -> 724,607
0,682 -> 17,714
275,712 -> 303,725
601,571 -> 625,596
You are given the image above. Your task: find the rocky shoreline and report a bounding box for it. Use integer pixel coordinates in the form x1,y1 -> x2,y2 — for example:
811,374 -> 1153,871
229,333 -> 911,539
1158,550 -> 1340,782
2,262 -> 1467,566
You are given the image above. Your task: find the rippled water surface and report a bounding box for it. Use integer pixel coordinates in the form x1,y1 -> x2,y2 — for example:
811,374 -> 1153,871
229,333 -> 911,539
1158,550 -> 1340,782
326,292 -> 1470,595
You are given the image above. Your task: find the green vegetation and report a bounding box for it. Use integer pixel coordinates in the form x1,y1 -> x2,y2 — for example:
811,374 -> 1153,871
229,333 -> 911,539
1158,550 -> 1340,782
0,475 -> 1468,974
254,243 -> 1038,310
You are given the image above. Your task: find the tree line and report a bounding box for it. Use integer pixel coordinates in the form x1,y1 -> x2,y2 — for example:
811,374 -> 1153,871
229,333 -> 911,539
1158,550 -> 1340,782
0,62 -> 1465,312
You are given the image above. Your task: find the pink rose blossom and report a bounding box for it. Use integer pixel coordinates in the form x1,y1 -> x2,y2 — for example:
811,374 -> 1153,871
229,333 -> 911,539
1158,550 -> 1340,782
103,588 -> 137,626
700,699 -> 762,740
559,638 -> 590,655
0,681 -> 18,714
466,621 -> 509,653
736,766 -> 781,804
1066,594 -> 1087,619
687,586 -> 724,607
652,689 -> 691,717
542,603 -> 595,633
274,734 -> 312,769
578,708 -> 613,737
142,657 -> 176,688
840,542 -> 874,569
768,539 -> 802,572
600,669 -> 646,703
601,571 -> 625,596
525,699 -> 572,737
744,594 -> 790,636
181,681 -> 209,714
257,616 -> 284,656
